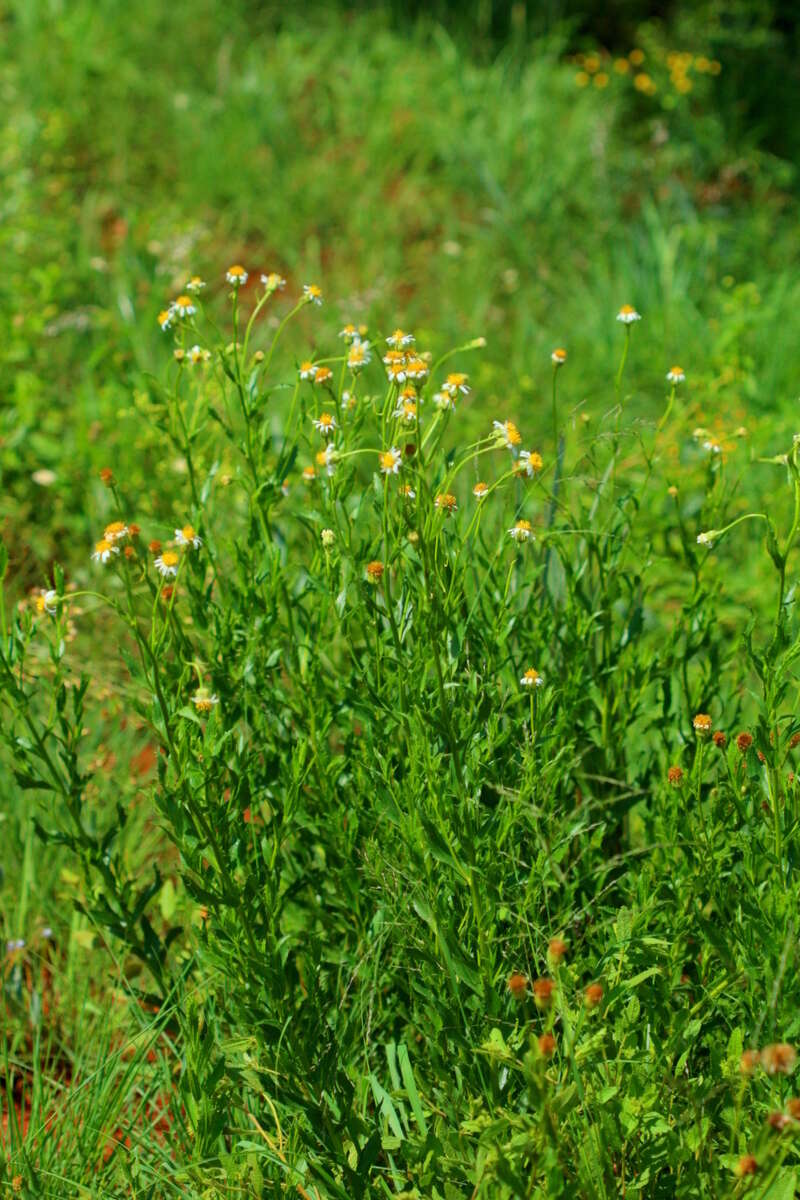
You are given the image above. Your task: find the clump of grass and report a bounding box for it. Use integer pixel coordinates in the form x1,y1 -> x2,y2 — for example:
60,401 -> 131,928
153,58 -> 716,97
3,263 -> 800,1196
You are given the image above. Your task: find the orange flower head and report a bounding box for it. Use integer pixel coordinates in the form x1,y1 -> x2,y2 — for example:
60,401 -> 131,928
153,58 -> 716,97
584,982 -> 604,1009
740,1049 -> 760,1075
735,1156 -> 758,1178
761,1044 -> 797,1076
548,937 -> 568,964
532,978 -> 555,1007
507,972 -> 528,1000
537,1032 -> 557,1057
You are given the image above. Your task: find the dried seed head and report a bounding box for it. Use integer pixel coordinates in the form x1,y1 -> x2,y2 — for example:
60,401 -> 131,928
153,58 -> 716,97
584,983 -> 604,1009
537,1032 -> 557,1057
735,1155 -> 758,1178
736,732 -> 753,752
668,765 -> 683,786
548,937 -> 568,964
761,1043 -> 797,1076
740,1049 -> 760,1075
507,972 -> 528,1000
532,978 -> 555,1007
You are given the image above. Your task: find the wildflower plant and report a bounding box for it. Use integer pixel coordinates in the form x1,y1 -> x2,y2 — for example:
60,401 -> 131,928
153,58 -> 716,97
3,262 -> 800,1198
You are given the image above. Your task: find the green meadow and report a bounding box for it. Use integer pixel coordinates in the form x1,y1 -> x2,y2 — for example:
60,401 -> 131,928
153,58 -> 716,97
3,2 -> 800,1196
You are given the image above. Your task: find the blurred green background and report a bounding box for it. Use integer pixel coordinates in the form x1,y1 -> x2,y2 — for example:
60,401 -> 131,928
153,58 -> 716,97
2,0 -> 800,589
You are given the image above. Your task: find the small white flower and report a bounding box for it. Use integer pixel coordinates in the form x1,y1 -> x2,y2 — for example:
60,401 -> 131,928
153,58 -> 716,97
226,265 -> 248,287
399,484 -> 416,501
299,361 -> 317,381
433,391 -> 456,411
316,445 -> 339,476
321,528 -> 336,548
518,450 -> 543,477
186,276 -> 206,294
393,398 -> 418,423
617,305 -> 641,324
379,447 -> 402,475
260,272 -> 286,291
35,589 -> 58,616
175,524 -> 202,548
187,344 -> 211,364
92,539 -> 120,564
442,373 -> 470,396
347,341 -> 372,371
154,552 -> 180,578
493,420 -> 522,449
666,366 -> 686,384
313,412 -> 337,437
172,295 -> 196,318
192,689 -> 219,713
508,520 -> 534,543
520,668 -> 544,687
303,284 -> 323,306
386,328 -> 415,348
703,440 -> 722,455
281,479 -> 290,497
103,521 -> 129,543
696,531 -> 716,548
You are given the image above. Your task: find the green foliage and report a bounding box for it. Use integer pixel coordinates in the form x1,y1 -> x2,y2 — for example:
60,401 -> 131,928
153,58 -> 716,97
3,3 -> 800,1197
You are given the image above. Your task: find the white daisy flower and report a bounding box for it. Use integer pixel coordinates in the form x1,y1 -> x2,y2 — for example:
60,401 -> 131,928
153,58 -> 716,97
92,539 -> 120,564
508,520 -> 534,542
616,305 -> 641,324
192,688 -> 219,713
347,341 -> 372,371
313,412 -> 337,437
172,295 -> 196,318
315,445 -> 339,476
379,447 -> 402,475
518,450 -> 543,477
154,551 -> 180,577
393,398 -> 418,423
386,328 -> 415,348
493,420 -> 522,449
175,524 -> 202,548
442,373 -> 470,396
